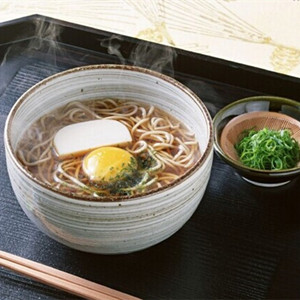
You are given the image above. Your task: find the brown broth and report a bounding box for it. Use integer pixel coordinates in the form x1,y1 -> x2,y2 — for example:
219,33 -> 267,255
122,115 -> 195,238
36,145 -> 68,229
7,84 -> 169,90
16,99 -> 200,198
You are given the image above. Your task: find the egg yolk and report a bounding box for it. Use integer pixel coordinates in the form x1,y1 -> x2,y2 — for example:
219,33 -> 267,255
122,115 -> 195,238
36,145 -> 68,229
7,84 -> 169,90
82,147 -> 136,182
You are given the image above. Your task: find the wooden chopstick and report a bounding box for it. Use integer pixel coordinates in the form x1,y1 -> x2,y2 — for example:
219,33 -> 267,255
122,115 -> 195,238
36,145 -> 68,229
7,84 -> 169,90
0,250 -> 140,300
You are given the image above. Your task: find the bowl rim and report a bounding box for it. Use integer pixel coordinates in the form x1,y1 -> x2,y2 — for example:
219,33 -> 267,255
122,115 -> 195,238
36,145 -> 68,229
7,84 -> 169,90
5,64 -> 214,203
213,95 -> 300,175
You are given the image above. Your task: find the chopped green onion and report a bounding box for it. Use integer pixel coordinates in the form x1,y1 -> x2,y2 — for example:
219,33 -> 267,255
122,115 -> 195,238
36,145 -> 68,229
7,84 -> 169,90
234,127 -> 300,170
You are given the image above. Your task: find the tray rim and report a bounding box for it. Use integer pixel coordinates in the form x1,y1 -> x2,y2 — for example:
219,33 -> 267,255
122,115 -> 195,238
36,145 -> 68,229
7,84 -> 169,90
1,14 -> 300,102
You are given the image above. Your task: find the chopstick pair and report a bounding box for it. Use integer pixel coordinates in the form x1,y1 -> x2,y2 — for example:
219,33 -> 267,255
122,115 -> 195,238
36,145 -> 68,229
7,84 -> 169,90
0,250 -> 140,300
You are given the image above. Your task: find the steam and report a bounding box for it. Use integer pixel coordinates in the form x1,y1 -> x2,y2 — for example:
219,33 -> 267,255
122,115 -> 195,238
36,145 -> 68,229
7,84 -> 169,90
100,35 -> 126,65
0,17 -> 66,97
0,45 -> 21,96
100,35 -> 177,76
27,18 -> 64,64
130,40 -> 177,76
0,17 -> 177,98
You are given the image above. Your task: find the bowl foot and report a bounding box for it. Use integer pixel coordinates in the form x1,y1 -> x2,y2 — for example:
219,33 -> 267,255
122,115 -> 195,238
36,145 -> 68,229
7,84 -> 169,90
241,176 -> 290,187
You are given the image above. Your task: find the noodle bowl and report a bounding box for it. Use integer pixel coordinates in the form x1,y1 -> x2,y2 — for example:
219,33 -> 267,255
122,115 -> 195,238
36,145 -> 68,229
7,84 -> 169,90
5,65 -> 213,253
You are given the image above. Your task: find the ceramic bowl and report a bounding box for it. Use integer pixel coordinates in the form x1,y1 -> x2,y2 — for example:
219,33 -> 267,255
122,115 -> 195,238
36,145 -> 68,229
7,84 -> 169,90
213,95 -> 300,187
4,64 -> 213,254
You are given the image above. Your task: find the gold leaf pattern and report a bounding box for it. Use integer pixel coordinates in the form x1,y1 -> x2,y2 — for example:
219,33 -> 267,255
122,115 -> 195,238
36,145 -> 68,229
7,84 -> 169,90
0,0 -> 300,76
271,46 -> 300,74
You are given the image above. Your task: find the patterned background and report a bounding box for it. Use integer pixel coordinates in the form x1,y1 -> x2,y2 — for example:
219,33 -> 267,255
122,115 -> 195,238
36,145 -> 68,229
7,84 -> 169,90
1,0 -> 300,78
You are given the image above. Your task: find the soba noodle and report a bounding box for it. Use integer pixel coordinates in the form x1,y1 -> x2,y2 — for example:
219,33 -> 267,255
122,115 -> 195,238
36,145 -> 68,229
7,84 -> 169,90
16,99 -> 200,198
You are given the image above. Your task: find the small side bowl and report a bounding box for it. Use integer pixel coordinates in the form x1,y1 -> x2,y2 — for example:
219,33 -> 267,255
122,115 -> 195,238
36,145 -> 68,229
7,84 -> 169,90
213,96 -> 300,187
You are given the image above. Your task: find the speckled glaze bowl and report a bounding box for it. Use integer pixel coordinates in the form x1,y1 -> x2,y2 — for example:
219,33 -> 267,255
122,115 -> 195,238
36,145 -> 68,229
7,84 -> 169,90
4,65 -> 213,254
213,95 -> 300,187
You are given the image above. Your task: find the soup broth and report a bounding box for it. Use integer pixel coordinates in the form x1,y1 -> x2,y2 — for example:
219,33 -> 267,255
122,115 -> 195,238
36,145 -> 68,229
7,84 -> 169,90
16,99 -> 201,198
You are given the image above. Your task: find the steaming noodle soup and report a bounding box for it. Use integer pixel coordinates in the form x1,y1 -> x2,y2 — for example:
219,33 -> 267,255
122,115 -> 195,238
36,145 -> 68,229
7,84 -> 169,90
16,99 -> 201,198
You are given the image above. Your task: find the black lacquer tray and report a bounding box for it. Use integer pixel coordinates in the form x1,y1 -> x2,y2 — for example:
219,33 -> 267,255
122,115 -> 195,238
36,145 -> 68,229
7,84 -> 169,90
1,15 -> 300,300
